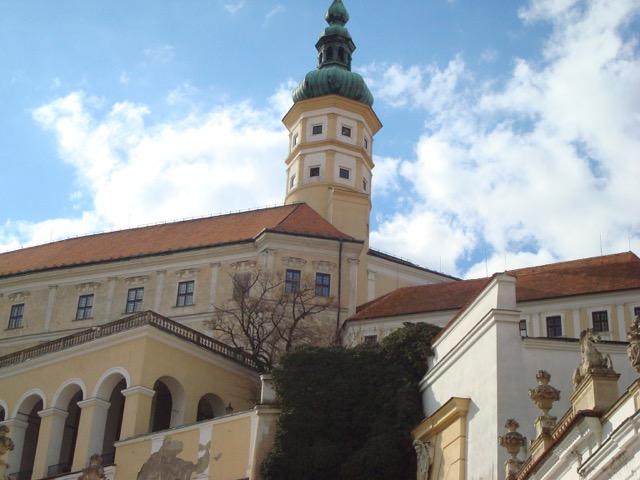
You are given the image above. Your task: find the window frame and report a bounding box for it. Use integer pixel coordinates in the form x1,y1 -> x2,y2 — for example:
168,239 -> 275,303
289,174 -> 296,189
339,167 -> 350,180
363,334 -> 378,346
364,137 -> 369,149
341,125 -> 352,138
8,303 -> 24,330
315,273 -> 331,297
125,287 -> 144,314
75,294 -> 94,321
592,310 -> 610,333
545,315 -> 563,338
309,166 -> 321,178
233,272 -> 252,301
292,133 -> 298,147
633,305 -> 640,319
312,124 -> 323,135
176,280 -> 195,307
362,177 -> 368,192
284,269 -> 301,294
519,319 -> 528,338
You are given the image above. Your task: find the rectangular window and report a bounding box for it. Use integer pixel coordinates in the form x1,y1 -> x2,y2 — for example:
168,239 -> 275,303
546,316 -> 562,337
315,273 -> 331,297
125,287 -> 144,314
519,319 -> 528,338
634,306 -> 640,318
312,124 -> 323,135
339,168 -> 350,180
362,178 -> 368,192
292,134 -> 298,146
592,310 -> 609,333
341,125 -> 352,137
76,294 -> 94,321
8,304 -> 24,329
233,272 -> 252,301
364,137 -> 369,149
289,174 -> 296,189
285,269 -> 301,294
310,166 -> 320,178
363,335 -> 378,346
176,281 -> 195,307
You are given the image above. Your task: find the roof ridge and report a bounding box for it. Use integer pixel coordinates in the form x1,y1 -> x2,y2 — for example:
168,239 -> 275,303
508,251 -> 637,275
0,204 -> 297,257
275,202 -> 304,228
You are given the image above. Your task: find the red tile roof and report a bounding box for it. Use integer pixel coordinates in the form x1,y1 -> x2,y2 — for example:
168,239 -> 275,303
0,204 -> 356,279
349,252 -> 640,322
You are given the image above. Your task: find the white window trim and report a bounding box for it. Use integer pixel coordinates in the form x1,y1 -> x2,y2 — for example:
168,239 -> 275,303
588,306 -> 613,336
338,167 -> 351,181
543,312 -> 565,338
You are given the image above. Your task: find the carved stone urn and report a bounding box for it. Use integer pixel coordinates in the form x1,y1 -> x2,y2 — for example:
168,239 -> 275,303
627,315 -> 640,374
498,419 -> 525,480
528,370 -> 561,415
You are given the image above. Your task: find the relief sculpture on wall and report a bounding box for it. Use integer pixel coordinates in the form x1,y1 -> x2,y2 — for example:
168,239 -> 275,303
137,438 -> 211,480
0,426 -> 15,480
413,439 -> 433,480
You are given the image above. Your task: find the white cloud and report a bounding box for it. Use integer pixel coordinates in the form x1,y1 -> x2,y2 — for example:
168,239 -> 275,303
371,156 -> 401,196
0,87 -> 290,252
480,48 -> 498,63
264,5 -> 285,25
224,1 -> 245,15
166,82 -> 199,106
119,72 -> 130,85
143,45 -> 175,64
367,0 -> 640,276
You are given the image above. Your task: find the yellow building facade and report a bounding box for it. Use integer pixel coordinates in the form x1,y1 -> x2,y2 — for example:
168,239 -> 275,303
0,1 -> 454,478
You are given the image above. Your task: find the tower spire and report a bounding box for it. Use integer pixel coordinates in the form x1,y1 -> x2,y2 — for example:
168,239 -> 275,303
292,0 -> 373,106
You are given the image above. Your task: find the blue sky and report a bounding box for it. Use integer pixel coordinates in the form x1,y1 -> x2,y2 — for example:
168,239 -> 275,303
1,0 -> 639,277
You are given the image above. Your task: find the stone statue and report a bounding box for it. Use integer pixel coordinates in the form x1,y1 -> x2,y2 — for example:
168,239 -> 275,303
627,314 -> 640,373
137,437 -> 211,480
77,454 -> 106,480
413,439 -> 432,480
572,329 -> 614,388
0,425 -> 15,480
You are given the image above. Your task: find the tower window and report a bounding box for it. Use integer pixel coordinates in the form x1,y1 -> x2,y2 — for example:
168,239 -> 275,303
310,166 -> 320,178
341,126 -> 352,137
125,287 -> 144,314
338,47 -> 345,62
339,168 -> 350,180
285,269 -> 301,294
76,294 -> 94,320
176,281 -> 195,307
315,273 -> 331,297
364,137 -> 368,149
312,124 -> 323,135
290,174 -> 296,189
592,310 -> 609,333
362,178 -> 368,192
292,134 -> 298,147
8,304 -> 24,329
519,320 -> 528,338
326,46 -> 334,60
546,316 -> 562,338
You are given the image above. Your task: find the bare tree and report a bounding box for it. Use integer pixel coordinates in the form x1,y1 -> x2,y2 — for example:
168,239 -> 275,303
207,270 -> 337,372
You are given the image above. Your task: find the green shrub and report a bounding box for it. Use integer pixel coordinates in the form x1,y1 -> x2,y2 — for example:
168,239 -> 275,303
262,323 -> 440,480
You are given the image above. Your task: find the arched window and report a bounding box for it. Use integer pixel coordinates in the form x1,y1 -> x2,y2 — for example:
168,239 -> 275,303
53,390 -> 82,475
101,378 -> 126,465
150,380 -> 172,432
338,47 -> 345,62
318,52 -> 323,64
197,394 -> 226,421
326,46 -> 334,60
18,397 -> 43,478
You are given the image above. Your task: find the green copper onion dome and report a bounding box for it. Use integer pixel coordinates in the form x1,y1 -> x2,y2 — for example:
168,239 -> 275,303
292,0 -> 374,107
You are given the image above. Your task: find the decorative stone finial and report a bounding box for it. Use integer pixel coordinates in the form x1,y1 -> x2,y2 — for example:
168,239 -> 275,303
572,329 -> 615,389
499,419 -> 525,480
627,315 -> 640,373
529,370 -> 560,442
0,426 -> 15,480
529,370 -> 561,416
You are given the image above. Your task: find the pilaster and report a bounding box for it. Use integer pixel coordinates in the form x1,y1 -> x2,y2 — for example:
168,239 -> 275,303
32,407 -> 68,479
119,386 -> 155,439
154,270 -> 166,312
209,262 -> 221,311
44,285 -> 58,331
71,397 -> 111,471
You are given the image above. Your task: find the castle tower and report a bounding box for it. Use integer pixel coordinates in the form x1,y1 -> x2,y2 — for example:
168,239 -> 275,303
283,0 -> 382,244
